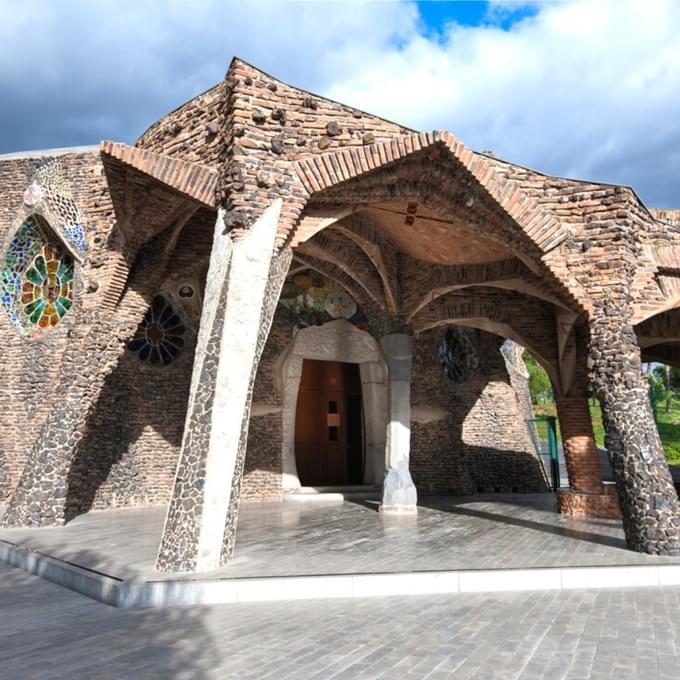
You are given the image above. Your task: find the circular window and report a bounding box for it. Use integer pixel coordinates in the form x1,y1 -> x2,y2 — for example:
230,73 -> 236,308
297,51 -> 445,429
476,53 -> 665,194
439,327 -> 479,383
128,294 -> 187,366
1,216 -> 74,336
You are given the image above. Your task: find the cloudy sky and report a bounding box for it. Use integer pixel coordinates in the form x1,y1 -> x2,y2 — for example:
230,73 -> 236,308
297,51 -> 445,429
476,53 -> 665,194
1,0 -> 678,207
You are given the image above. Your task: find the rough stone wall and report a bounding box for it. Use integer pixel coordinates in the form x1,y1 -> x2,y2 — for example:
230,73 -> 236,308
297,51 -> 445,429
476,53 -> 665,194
242,309 -> 294,500
410,328 -> 545,494
135,82 -> 226,166
0,151 -> 115,500
485,155 -> 678,323
62,210 -> 215,515
0,151 -> 220,522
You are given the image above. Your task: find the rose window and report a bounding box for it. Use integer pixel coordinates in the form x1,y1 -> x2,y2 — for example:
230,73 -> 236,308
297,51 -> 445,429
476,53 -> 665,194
0,216 -> 74,336
128,294 -> 187,366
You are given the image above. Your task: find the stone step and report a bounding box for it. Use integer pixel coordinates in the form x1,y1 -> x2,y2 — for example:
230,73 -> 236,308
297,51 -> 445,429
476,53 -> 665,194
283,486 -> 381,503
5,537 -> 680,609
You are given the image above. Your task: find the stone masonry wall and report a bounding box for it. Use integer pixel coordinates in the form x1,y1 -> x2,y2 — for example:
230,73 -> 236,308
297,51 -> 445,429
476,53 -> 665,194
410,328 -> 546,494
242,309 -> 294,500
0,151 -> 117,500
62,210 -> 215,515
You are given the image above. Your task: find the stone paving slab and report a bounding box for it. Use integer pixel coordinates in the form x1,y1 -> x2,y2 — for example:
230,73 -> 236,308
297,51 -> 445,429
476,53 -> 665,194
2,494 -> 680,585
3,561 -> 680,679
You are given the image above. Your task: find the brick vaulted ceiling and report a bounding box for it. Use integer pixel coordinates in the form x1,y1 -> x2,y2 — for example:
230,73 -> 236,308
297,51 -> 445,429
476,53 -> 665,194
362,202 -> 514,265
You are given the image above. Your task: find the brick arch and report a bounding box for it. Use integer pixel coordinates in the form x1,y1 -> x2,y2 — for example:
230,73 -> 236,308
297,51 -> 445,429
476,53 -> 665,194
293,130 -> 566,255
633,295 -> 680,326
411,299 -> 561,394
291,131 -> 585,316
636,306 -> 680,348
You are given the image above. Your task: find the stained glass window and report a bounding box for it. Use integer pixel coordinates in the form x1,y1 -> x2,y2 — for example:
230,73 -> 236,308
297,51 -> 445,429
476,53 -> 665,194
128,294 -> 187,366
439,327 -> 479,383
278,269 -> 368,330
0,216 -> 74,336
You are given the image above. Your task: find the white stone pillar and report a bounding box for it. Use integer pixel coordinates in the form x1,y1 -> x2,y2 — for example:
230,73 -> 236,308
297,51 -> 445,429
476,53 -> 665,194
380,333 -> 417,514
156,199 -> 287,573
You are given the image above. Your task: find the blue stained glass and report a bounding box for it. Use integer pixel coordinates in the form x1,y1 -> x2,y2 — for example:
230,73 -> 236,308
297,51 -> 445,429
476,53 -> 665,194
128,294 -> 188,367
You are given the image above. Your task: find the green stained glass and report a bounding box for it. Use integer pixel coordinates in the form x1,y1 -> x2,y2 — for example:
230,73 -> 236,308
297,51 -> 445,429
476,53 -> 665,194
25,265 -> 45,286
0,216 -> 75,336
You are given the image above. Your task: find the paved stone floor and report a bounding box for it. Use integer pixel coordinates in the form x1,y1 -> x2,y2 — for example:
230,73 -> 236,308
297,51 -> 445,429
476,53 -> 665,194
3,561 -> 680,680
2,494 -> 680,582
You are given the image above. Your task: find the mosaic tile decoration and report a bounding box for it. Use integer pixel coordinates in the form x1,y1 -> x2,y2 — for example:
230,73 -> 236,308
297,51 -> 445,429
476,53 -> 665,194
28,160 -> 87,254
128,294 -> 188,366
0,216 -> 74,336
278,269 -> 368,330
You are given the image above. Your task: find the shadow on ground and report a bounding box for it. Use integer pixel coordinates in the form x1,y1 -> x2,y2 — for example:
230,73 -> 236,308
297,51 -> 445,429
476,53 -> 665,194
0,550 -> 223,680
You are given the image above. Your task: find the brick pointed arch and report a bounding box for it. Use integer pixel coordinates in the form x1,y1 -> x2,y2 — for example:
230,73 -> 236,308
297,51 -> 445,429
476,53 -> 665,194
293,130 -> 566,254
292,130 -> 584,315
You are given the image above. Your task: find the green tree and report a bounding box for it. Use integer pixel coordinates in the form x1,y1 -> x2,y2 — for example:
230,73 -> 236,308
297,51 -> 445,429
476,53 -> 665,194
524,353 -> 552,404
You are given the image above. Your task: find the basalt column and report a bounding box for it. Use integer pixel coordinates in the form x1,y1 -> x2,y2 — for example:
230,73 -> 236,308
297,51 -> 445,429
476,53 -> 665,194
380,333 -> 418,514
156,200 -> 291,573
589,310 -> 680,553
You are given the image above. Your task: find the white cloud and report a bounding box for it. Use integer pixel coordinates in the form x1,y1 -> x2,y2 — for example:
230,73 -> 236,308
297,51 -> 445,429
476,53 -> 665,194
325,0 -> 680,207
0,0 -> 678,206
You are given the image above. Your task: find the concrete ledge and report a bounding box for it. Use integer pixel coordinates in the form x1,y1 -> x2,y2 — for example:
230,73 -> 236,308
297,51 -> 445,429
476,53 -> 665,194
0,539 -> 122,607
6,538 -> 680,608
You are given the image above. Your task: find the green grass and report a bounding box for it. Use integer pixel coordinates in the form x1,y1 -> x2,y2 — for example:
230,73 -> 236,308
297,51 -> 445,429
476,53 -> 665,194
533,400 -> 680,466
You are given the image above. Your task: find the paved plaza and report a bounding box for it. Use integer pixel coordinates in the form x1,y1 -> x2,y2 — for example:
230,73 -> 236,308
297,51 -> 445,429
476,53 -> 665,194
1,495 -> 679,583
3,560 -> 680,680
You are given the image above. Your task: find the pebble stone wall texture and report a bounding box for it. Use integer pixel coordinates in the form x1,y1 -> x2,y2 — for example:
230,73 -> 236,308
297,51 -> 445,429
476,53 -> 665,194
0,145 -> 215,527
3,56 -> 680,569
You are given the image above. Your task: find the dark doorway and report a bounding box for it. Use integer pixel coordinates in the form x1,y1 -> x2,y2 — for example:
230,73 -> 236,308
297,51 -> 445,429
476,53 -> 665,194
295,359 -> 364,486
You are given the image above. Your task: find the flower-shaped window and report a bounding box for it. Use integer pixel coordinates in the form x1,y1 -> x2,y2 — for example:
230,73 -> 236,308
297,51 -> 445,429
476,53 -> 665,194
0,216 -> 74,336
128,294 -> 187,366
439,327 -> 479,383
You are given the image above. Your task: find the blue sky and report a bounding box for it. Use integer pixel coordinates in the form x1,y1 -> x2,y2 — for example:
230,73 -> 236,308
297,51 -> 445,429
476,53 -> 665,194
0,0 -> 679,208
416,1 -> 537,32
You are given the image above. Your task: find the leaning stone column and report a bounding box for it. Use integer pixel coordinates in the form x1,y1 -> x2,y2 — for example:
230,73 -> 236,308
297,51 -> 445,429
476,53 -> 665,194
379,333 -> 417,514
156,200 -> 291,573
589,311 -> 680,554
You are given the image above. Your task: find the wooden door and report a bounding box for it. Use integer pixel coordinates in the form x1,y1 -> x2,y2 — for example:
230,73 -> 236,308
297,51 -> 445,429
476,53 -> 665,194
295,359 -> 362,486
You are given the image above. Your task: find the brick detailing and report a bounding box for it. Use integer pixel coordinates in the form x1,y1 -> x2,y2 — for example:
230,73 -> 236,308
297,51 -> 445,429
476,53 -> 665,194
294,130 -> 566,253
555,397 -> 604,494
135,81 -> 226,166
557,486 -> 622,519
410,288 -> 562,395
100,142 -> 218,208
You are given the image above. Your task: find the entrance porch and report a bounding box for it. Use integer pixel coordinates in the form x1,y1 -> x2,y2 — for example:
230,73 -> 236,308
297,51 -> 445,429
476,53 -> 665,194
3,494 -> 680,607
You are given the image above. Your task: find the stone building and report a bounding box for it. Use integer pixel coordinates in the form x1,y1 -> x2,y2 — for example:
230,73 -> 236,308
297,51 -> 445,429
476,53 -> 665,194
1,57 -> 680,574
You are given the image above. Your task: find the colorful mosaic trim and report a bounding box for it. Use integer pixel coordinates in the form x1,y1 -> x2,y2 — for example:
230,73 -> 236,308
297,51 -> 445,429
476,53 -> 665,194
1,216 -> 75,336
24,160 -> 87,254
128,294 -> 188,366
278,269 -> 368,330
